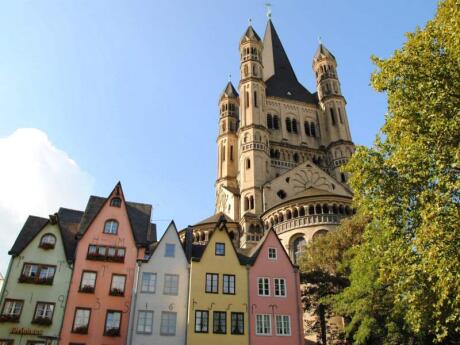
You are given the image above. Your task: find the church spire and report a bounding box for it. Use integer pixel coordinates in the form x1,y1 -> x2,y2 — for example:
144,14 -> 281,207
220,81 -> 238,101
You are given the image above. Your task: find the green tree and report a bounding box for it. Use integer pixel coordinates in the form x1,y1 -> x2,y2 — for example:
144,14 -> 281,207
331,0 -> 460,343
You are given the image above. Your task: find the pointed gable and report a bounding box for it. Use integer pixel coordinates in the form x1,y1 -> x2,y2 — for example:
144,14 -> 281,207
147,221 -> 186,261
262,20 -> 317,104
249,228 -> 295,267
77,182 -> 155,247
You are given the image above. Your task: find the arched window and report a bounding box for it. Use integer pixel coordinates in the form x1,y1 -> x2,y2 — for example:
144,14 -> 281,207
273,116 -> 280,129
292,119 -> 298,134
244,197 -> 249,211
104,219 -> 119,235
332,204 -> 338,214
245,92 -> 249,108
110,198 -> 121,207
246,158 -> 251,169
274,215 -> 279,224
293,237 -> 306,264
308,205 -> 315,215
315,204 -> 322,214
322,204 -> 329,214
39,233 -> 56,249
304,121 -> 311,136
279,213 -> 284,222
253,91 -> 258,107
253,65 -> 257,76
249,196 -> 254,209
222,145 -> 226,161
270,149 -> 275,158
310,123 -> 316,137
293,209 -> 299,218
338,108 -> 343,123
230,146 -> 234,161
267,114 -> 273,129
313,229 -> 328,240
201,232 -> 206,242
293,153 -> 299,163
299,207 -> 305,217
285,118 -> 292,133
286,210 -> 292,220
330,108 -> 336,126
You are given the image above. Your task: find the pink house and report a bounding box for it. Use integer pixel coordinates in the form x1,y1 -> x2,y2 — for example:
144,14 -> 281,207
248,229 -> 304,345
60,183 -> 156,345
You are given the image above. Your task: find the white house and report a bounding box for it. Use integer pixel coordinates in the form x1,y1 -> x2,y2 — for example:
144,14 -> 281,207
128,222 -> 189,345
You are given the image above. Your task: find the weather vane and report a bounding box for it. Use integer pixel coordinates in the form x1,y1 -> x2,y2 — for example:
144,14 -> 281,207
248,18 -> 252,26
265,3 -> 272,19
228,74 -> 232,82
318,36 -> 323,45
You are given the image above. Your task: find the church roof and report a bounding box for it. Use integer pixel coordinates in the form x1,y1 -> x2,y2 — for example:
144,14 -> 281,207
220,81 -> 238,100
262,20 -> 317,104
314,43 -> 336,61
240,25 -> 261,43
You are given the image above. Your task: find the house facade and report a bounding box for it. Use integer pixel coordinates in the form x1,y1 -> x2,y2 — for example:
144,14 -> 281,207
186,218 -> 249,345
0,208 -> 82,345
248,229 -> 304,345
59,183 -> 155,345
128,222 -> 188,345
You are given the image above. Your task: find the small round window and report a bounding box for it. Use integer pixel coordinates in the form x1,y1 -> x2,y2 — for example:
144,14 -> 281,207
39,234 -> 56,249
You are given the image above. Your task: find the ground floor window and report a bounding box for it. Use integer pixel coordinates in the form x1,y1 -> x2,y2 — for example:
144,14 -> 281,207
255,314 -> 271,335
195,310 -> 209,333
160,311 -> 177,336
231,312 -> 244,335
275,315 -> 291,336
104,310 -> 122,336
213,311 -> 226,334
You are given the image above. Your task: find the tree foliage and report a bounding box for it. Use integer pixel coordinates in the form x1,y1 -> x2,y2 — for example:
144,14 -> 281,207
301,1 -> 460,343
332,0 -> 460,343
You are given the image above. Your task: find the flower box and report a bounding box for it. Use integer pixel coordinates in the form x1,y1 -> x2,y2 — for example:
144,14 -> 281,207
79,285 -> 95,293
104,328 -> 120,337
73,325 -> 89,334
0,314 -> 20,323
32,316 -> 52,325
109,288 -> 124,296
39,242 -> 55,250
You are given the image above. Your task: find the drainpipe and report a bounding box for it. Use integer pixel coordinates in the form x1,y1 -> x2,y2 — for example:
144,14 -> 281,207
246,264 -> 251,344
184,262 -> 191,345
127,261 -> 141,345
295,267 -> 303,345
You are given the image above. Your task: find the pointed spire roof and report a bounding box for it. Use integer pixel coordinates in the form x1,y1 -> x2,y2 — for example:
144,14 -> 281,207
314,43 -> 336,61
220,81 -> 238,100
262,20 -> 317,104
240,25 -> 261,44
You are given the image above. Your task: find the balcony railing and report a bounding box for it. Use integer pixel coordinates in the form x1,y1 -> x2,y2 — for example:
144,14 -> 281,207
272,214 -> 342,235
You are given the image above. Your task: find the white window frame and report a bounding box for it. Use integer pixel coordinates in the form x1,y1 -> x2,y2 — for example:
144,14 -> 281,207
136,310 -> 153,334
35,302 -> 54,320
275,315 -> 291,336
163,274 -> 179,295
257,277 -> 270,296
160,311 -> 177,336
255,314 -> 271,335
268,247 -> 277,260
274,278 -> 287,297
140,272 -> 157,293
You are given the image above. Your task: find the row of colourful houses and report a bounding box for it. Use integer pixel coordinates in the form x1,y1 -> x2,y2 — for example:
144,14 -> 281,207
0,183 -> 304,345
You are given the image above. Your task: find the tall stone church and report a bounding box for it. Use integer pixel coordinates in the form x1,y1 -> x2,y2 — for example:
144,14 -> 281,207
207,19 -> 355,262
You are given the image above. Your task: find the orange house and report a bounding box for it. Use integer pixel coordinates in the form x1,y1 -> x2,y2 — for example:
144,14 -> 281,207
60,183 -> 156,345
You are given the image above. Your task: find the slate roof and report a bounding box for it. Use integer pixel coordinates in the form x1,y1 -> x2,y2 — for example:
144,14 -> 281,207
9,216 -> 49,256
314,43 -> 336,61
9,208 -> 84,262
77,195 -> 155,247
194,212 -> 237,226
58,208 -> 84,262
220,82 -> 238,100
262,20 -> 318,104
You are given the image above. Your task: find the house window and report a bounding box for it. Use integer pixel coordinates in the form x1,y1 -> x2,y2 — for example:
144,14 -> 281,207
0,340 -> 13,345
110,275 -> 126,296
163,274 -> 179,295
256,314 -> 271,335
140,273 -> 156,293
285,118 -> 292,132
205,273 -> 219,293
110,198 -> 121,207
223,275 -> 235,294
231,312 -> 244,335
215,243 -> 225,256
195,310 -> 209,333
136,310 -> 153,334
20,264 -> 55,285
275,315 -> 291,336
104,310 -> 121,336
160,311 -> 177,336
165,243 -> 175,257
0,299 -> 23,322
79,271 -> 97,293
268,248 -> 277,260
213,311 -> 226,334
87,245 -> 125,262
103,220 -> 118,235
33,302 -> 54,325
274,278 -> 286,297
258,278 -> 270,296
72,308 -> 90,334
39,234 -> 56,249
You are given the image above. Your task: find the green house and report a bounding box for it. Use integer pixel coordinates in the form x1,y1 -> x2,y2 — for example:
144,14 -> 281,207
0,208 -> 82,345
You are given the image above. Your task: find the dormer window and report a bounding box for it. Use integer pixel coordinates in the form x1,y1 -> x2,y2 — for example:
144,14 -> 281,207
39,234 -> 56,250
104,220 -> 119,235
110,198 -> 121,207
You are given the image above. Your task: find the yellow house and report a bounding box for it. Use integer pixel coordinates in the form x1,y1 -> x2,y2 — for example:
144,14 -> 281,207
186,216 -> 249,345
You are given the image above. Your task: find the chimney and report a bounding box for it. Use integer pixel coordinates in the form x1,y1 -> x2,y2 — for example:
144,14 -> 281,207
185,226 -> 193,261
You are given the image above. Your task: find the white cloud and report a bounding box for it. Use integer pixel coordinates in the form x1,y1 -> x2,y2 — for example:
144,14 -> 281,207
0,128 -> 93,274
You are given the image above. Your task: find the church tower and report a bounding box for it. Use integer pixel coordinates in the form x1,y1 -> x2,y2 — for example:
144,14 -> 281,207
313,44 -> 354,183
238,25 -> 270,247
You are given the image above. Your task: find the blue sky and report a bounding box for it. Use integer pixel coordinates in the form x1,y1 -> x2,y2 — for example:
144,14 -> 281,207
0,0 -> 437,270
